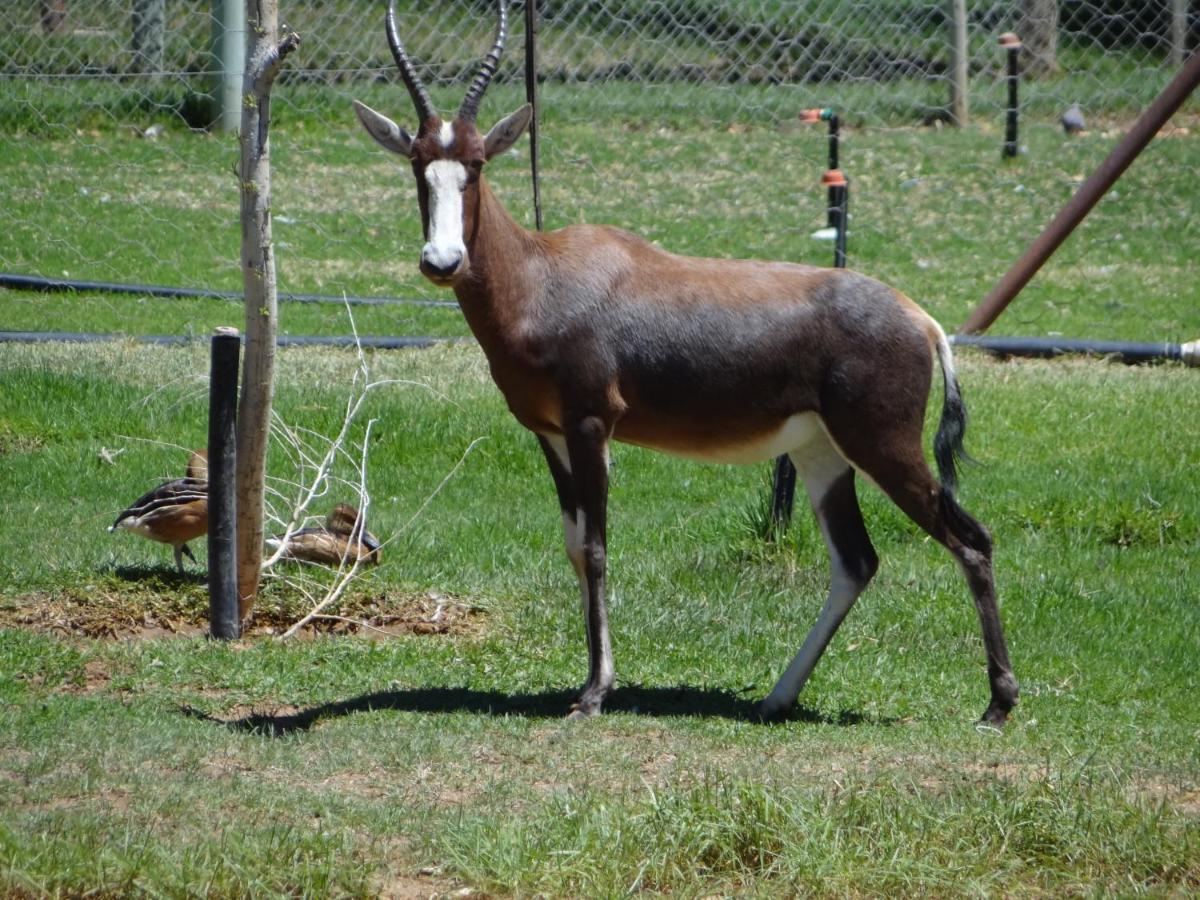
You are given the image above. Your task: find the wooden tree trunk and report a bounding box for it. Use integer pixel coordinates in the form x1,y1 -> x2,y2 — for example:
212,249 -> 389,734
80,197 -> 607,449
1018,0 -> 1059,77
235,0 -> 299,623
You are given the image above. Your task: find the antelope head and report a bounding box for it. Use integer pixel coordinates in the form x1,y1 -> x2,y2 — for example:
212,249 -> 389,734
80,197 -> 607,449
353,0 -> 531,286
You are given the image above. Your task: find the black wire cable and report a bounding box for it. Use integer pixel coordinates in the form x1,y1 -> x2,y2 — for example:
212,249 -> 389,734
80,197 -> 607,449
0,271 -> 457,308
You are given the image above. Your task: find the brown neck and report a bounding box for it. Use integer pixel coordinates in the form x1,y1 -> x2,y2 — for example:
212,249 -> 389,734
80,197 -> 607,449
453,176 -> 542,345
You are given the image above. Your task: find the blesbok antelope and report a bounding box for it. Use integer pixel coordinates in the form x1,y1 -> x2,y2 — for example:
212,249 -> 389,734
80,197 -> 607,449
353,0 -> 1018,725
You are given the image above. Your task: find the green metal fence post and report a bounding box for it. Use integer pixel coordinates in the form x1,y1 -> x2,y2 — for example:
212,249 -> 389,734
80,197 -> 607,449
212,0 -> 246,132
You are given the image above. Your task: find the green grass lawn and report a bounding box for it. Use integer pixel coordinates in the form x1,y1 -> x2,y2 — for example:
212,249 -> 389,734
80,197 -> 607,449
1,54 -> 1198,896
1,338 -> 1198,895
3,100 -> 1197,343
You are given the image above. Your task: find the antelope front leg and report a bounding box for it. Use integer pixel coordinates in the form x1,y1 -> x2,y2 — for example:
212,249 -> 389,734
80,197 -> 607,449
557,416 -> 614,717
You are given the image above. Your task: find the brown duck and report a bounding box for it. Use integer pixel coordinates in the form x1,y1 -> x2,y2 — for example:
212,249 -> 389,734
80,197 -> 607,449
267,503 -> 381,567
109,450 -> 208,573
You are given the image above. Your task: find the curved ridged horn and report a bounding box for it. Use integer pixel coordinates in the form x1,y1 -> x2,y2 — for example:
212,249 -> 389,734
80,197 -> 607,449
386,0 -> 437,123
458,0 -> 508,122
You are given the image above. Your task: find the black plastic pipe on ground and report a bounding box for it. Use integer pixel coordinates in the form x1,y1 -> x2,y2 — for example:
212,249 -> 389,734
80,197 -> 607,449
950,334 -> 1199,366
207,327 -> 241,640
0,271 -> 457,308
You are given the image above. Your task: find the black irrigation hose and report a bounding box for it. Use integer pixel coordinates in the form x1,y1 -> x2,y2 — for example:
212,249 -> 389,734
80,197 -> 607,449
950,334 -> 1199,366
0,272 -> 458,309
0,331 -> 465,350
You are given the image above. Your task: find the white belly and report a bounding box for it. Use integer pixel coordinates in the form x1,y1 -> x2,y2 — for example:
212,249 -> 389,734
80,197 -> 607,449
629,412 -> 828,465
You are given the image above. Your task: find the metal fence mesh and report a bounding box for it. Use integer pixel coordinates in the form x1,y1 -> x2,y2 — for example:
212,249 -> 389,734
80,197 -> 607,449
2,1 -> 1197,339
5,4 -> 1191,118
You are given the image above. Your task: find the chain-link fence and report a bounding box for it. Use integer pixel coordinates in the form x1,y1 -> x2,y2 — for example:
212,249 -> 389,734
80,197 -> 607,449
2,1 -> 1197,341
5,3 -> 1194,118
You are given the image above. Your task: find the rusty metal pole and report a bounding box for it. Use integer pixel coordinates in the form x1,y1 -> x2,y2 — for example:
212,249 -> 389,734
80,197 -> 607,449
961,50 -> 1200,335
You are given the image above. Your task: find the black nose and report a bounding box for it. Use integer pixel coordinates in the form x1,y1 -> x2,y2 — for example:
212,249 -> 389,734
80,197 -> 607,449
420,255 -> 462,280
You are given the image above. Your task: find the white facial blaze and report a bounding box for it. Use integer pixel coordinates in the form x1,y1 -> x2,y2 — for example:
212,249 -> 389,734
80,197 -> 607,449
423,159 -> 468,274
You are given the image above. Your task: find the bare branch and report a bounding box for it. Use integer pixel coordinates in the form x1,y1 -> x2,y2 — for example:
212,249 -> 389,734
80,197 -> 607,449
248,31 -> 302,94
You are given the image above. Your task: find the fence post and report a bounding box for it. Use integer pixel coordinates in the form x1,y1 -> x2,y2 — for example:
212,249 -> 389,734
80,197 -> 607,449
525,0 -> 543,231
1018,0 -> 1059,76
208,327 -> 241,640
132,0 -> 165,74
212,0 -> 246,132
1172,0 -> 1189,68
948,0 -> 969,126
999,33 -> 1022,158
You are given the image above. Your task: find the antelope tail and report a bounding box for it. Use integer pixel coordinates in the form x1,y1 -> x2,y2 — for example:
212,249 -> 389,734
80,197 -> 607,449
932,329 -> 969,499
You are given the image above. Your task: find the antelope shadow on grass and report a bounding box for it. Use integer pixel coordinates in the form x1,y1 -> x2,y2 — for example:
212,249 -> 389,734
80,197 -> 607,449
183,685 -> 883,736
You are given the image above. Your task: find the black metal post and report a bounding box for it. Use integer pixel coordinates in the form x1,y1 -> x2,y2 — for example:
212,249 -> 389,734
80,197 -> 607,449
1000,33 -> 1021,158
208,326 -> 240,639
801,108 -> 840,228
524,0 -> 543,231
826,169 -> 849,269
770,454 -> 797,529
772,110 -> 848,530
771,168 -> 848,525
825,112 -> 839,228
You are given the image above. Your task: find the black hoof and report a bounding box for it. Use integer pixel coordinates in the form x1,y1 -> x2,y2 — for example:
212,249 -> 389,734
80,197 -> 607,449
755,699 -> 790,724
568,689 -> 607,719
979,703 -> 1011,728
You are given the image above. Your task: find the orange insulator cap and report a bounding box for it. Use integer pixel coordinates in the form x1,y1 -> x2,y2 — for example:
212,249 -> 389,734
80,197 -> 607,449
821,169 -> 848,187
799,108 -> 823,123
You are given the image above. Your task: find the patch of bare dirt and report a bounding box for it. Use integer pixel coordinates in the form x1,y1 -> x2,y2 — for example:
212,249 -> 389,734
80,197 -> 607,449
52,658 -> 114,695
367,838 -> 476,900
248,592 -> 486,640
1177,790 -> 1200,816
0,586 -> 485,642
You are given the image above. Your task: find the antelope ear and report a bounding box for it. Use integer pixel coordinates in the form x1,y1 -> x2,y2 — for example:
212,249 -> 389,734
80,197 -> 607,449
484,104 -> 533,159
353,100 -> 414,157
